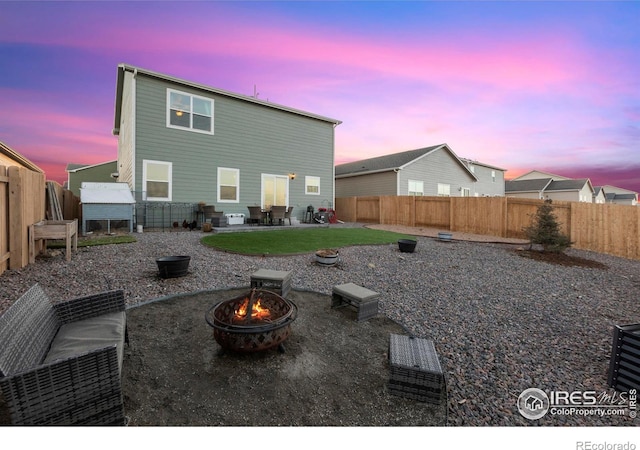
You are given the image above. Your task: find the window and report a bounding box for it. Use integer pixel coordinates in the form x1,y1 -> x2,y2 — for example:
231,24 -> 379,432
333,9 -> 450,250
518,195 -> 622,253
143,160 -> 172,201
408,180 -> 424,196
218,167 -> 239,203
461,188 -> 471,197
305,176 -> 320,195
437,183 -> 451,197
167,89 -> 213,134
491,170 -> 496,182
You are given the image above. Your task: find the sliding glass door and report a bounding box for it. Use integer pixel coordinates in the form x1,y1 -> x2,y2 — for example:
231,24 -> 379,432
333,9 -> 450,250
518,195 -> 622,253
261,174 -> 289,209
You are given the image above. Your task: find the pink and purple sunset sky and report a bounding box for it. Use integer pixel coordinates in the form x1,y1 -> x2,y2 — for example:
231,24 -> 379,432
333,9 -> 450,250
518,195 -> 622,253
1,1 -> 639,192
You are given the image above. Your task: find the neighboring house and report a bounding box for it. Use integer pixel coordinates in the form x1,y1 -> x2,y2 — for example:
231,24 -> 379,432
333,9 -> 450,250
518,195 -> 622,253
506,177 -> 594,203
459,158 -> 506,196
508,170 -> 595,203
602,185 -> 638,206
66,160 -> 118,197
593,186 -> 607,204
0,141 -> 44,174
335,144 -> 481,198
514,170 -> 571,182
112,64 -> 341,224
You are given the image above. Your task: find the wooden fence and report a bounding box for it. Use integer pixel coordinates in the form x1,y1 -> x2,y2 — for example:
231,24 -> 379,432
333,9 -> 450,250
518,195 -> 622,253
0,165 -> 47,275
335,196 -> 640,261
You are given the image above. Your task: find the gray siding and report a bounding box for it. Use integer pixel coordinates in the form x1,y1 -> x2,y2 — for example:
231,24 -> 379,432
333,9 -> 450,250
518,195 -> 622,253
117,71 -> 135,188
132,75 -> 336,221
336,171 -> 397,197
399,148 -> 475,196
467,164 -> 505,196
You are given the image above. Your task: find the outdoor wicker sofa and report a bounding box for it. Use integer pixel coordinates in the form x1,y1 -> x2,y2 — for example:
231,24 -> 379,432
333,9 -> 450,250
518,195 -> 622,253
0,284 -> 128,425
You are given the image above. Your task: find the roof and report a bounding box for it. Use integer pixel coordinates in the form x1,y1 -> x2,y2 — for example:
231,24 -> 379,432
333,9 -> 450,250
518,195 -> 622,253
546,179 -> 592,192
505,178 -> 552,192
66,160 -> 117,173
335,144 -> 477,180
0,141 -> 44,173
113,64 -> 342,135
459,158 -> 507,172
80,182 -> 135,204
513,170 -> 571,181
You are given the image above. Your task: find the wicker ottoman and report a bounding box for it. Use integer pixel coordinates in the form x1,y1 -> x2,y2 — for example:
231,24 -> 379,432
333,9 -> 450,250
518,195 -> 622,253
388,334 -> 445,405
250,269 -> 292,298
331,283 -> 379,321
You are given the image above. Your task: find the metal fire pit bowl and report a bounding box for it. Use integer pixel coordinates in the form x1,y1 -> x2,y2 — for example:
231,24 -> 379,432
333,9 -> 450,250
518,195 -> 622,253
205,289 -> 298,353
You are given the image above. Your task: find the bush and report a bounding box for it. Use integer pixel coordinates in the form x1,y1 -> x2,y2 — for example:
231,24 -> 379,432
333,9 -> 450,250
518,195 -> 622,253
524,199 -> 572,253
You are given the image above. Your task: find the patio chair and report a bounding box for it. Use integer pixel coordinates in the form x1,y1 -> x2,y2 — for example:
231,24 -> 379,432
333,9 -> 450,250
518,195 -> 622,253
247,206 -> 265,226
270,206 -> 287,226
284,206 -> 294,225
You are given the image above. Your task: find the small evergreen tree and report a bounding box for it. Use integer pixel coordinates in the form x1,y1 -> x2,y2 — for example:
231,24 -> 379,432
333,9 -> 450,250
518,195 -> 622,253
524,199 -> 572,253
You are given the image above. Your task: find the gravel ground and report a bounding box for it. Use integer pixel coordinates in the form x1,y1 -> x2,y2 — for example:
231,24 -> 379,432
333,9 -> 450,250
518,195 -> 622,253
1,224 -> 639,426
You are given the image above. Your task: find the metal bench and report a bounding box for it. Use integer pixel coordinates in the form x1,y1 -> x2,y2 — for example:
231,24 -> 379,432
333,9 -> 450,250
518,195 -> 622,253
331,283 -> 379,321
0,284 -> 128,425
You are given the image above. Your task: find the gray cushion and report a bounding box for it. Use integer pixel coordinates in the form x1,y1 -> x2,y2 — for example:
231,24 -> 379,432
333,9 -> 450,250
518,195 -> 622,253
44,311 -> 126,371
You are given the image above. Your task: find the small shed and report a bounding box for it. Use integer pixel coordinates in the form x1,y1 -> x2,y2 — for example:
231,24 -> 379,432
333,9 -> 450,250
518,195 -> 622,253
80,182 -> 136,235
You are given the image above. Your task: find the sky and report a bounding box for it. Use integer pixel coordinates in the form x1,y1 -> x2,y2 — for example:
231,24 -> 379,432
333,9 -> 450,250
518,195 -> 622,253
1,0 -> 639,193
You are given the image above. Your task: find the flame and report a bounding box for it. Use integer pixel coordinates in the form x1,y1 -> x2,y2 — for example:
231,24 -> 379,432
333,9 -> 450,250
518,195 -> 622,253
235,297 -> 271,321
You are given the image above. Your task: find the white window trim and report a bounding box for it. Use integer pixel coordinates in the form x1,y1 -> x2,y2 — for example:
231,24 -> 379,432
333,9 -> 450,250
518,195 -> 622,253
217,167 -> 240,203
305,176 -> 321,196
142,159 -> 172,202
437,183 -> 451,197
166,88 -> 214,135
408,179 -> 424,196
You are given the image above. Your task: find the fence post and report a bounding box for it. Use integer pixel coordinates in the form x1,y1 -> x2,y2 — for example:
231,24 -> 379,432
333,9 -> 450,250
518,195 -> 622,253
8,166 -> 25,269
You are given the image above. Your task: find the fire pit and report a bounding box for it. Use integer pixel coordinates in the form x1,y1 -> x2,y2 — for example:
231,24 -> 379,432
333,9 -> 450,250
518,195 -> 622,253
205,289 -> 298,353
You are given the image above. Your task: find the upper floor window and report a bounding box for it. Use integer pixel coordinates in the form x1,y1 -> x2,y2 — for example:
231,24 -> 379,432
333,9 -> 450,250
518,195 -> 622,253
305,176 -> 320,195
408,180 -> 424,196
167,89 -> 214,134
218,167 -> 239,203
437,183 -> 451,197
143,160 -> 172,201
491,170 -> 496,182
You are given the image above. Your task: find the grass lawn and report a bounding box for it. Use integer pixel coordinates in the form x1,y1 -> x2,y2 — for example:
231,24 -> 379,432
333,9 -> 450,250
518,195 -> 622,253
200,227 -> 414,255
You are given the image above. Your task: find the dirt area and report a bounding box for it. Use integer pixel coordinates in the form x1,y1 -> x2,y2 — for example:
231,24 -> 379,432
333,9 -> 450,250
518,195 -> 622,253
121,288 -> 447,426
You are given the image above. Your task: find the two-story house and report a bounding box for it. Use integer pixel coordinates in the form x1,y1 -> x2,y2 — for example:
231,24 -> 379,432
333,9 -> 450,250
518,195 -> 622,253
335,144 -> 505,198
112,64 -> 341,226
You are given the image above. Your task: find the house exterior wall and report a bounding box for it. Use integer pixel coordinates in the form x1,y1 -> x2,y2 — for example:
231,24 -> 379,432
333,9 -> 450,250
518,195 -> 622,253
121,73 -> 336,220
68,162 -> 118,197
544,191 -> 580,202
399,148 -> 475,196
593,190 -> 606,204
465,163 -> 505,196
116,71 -> 135,188
335,171 -> 397,197
544,185 -> 592,203
506,191 -> 543,199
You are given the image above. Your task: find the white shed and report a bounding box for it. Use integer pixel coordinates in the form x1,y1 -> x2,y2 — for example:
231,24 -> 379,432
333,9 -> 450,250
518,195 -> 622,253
80,182 -> 136,235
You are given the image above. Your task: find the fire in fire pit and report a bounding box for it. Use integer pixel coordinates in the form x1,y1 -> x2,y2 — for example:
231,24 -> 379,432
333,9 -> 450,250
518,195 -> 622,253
205,289 -> 298,353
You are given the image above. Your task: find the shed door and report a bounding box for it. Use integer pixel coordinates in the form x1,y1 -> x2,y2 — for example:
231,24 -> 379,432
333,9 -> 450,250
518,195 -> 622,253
261,174 -> 289,209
